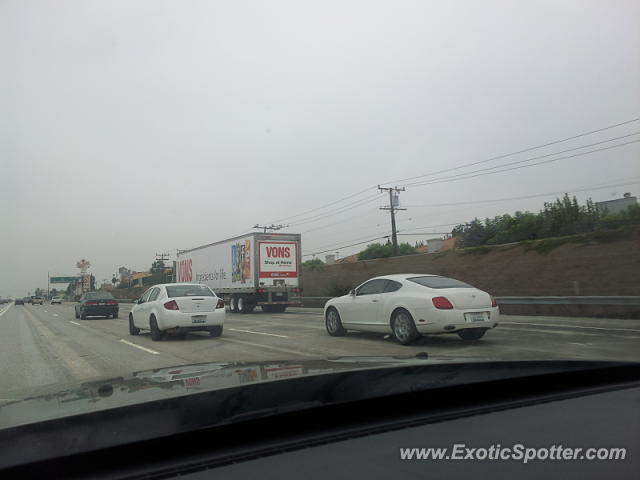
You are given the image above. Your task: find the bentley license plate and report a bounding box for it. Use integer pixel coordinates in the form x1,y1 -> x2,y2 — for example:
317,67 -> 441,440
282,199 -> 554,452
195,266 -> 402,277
464,312 -> 486,322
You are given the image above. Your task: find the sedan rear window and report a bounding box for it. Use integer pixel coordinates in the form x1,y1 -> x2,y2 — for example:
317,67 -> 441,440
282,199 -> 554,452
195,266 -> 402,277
166,285 -> 215,297
408,276 -> 473,289
85,292 -> 115,300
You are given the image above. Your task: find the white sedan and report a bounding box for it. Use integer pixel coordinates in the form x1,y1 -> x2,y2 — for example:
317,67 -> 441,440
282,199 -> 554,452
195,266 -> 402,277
324,274 -> 499,344
129,283 -> 225,341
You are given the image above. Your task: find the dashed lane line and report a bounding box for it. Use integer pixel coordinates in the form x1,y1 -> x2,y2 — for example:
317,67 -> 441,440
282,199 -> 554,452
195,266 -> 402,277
119,339 -> 160,355
228,328 -> 289,338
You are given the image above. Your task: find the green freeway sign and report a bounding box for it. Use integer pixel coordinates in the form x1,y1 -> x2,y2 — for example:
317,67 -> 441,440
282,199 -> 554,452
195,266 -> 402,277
50,276 -> 80,284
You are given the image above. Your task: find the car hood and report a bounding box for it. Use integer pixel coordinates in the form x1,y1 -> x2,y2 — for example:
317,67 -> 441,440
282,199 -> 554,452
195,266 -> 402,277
0,354 -> 468,428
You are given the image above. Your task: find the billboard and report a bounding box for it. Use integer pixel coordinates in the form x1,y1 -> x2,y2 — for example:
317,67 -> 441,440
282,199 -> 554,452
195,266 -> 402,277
258,242 -> 298,278
50,276 -> 80,284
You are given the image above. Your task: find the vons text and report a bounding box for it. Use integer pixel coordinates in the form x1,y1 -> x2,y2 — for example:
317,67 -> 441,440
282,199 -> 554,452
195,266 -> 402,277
265,246 -> 291,258
177,259 -> 193,282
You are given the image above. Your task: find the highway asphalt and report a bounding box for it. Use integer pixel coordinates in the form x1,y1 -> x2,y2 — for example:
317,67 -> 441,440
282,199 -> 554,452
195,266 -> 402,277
1,302 -> 639,398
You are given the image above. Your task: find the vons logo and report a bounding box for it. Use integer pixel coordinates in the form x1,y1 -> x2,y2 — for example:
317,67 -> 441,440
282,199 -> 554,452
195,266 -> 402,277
259,242 -> 297,278
265,246 -> 291,258
177,259 -> 193,282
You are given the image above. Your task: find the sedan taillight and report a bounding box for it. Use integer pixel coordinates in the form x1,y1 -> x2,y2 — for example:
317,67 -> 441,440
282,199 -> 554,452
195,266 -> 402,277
86,301 -> 99,305
432,296 -> 454,309
106,300 -> 118,305
216,299 -> 225,309
164,300 -> 179,310
491,296 -> 498,308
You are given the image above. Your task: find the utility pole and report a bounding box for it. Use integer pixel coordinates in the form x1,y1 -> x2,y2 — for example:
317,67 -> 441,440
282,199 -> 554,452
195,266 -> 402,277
155,253 -> 170,283
378,186 -> 406,256
253,224 -> 287,233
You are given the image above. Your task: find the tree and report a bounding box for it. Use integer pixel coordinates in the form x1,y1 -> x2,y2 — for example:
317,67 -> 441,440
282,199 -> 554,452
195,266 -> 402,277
302,258 -> 324,271
358,242 -> 416,260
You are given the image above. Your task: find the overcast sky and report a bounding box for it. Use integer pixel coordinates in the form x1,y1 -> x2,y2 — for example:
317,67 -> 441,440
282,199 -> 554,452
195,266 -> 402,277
1,0 -> 639,297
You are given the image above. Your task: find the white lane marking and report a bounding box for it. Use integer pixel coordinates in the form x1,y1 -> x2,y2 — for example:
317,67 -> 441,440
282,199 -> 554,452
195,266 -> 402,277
0,304 -> 12,317
69,321 -> 81,326
119,339 -> 160,355
52,313 -> 59,317
501,321 -> 640,333
222,337 -> 316,357
44,310 -> 48,312
228,328 -> 289,338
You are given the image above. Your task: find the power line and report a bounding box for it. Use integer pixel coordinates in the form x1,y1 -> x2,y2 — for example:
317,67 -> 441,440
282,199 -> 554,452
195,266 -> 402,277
301,208 -> 380,234
403,139 -> 640,189
302,235 -> 391,257
398,222 -> 462,232
307,178 -> 640,253
287,193 -> 382,227
268,186 -> 376,224
402,179 -> 640,209
262,118 -> 639,231
381,117 -> 640,186
402,133 -> 640,188
304,229 -> 392,252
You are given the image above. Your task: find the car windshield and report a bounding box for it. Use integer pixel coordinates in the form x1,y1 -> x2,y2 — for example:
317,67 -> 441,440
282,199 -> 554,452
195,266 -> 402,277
1,0 -> 638,440
408,276 -> 474,289
166,285 -> 215,298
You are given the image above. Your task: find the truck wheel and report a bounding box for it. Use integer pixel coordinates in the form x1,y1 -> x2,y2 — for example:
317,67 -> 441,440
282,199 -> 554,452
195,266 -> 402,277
230,295 -> 240,313
238,296 -> 254,314
237,296 -> 247,314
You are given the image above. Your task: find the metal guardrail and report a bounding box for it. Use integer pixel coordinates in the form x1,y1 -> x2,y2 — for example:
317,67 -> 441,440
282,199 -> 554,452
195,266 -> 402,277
301,296 -> 640,306
496,296 -> 640,306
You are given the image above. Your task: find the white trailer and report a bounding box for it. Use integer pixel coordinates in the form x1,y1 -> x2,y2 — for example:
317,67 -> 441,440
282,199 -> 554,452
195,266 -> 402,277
176,233 -> 302,314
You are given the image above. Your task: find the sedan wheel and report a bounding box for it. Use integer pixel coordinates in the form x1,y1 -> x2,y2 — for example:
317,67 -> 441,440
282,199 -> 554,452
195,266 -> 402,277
150,316 -> 163,341
457,328 -> 487,340
392,309 -> 419,345
325,308 -> 346,336
129,315 -> 140,336
209,325 -> 223,337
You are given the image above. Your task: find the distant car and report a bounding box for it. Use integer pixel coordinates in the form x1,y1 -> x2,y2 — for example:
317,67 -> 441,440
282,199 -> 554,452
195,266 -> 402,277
324,274 -> 499,345
75,292 -> 119,319
50,297 -> 62,304
31,296 -> 44,305
14,298 -> 24,305
129,283 -> 225,341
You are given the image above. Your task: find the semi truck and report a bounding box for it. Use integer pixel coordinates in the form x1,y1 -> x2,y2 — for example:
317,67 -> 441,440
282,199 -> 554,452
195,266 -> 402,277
176,233 -> 302,314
